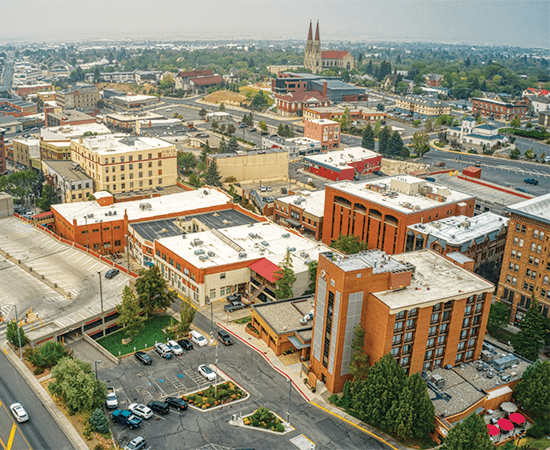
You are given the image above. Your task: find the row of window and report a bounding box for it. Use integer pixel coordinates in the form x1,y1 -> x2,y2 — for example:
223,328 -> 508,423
104,170 -> 161,181
512,236 -> 544,254
515,223 -> 546,241
105,160 -> 162,172
102,152 -> 162,164
105,179 -> 162,191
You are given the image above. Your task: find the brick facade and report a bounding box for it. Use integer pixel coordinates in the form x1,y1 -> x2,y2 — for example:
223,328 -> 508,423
304,119 -> 340,150
472,98 -> 528,121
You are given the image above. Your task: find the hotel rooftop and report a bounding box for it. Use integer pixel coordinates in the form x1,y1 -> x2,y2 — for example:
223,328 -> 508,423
277,190 -> 326,217
75,135 -> 174,155
329,175 -> 474,214
305,146 -> 379,167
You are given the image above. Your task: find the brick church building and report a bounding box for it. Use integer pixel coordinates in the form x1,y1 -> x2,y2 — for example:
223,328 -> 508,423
304,21 -> 355,74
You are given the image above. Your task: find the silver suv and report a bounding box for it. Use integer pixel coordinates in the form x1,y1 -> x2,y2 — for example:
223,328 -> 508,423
154,343 -> 172,358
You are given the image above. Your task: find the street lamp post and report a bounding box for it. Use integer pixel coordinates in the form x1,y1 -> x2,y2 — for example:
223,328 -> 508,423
286,378 -> 292,426
13,305 -> 23,359
97,271 -> 105,337
206,296 -> 213,344
214,341 -> 218,398
94,360 -> 102,379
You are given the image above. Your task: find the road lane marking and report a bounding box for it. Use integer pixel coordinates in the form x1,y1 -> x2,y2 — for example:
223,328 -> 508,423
6,424 -> 16,450
0,436 -> 7,450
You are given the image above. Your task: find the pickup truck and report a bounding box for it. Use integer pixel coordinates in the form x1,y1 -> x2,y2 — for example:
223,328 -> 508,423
524,178 -> 539,185
224,300 -> 246,313
106,387 -> 118,409
111,409 -> 142,430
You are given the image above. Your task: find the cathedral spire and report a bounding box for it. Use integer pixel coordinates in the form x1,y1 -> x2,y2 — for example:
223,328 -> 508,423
315,20 -> 320,41
307,20 -> 313,41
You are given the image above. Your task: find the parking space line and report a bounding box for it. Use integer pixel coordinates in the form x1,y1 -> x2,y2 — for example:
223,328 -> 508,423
6,424 -> 16,450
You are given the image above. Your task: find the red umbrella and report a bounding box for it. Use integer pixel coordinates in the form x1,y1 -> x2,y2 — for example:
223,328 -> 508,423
497,418 -> 514,431
509,413 -> 526,425
487,424 -> 500,436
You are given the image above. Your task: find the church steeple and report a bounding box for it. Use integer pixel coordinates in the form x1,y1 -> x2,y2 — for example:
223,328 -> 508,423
307,20 -> 313,41
315,20 -> 320,41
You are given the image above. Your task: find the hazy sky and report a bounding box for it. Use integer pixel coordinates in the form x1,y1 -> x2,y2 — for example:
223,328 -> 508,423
1,0 -> 548,48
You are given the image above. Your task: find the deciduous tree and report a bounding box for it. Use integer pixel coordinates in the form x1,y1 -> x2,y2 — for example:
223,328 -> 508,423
411,130 -> 430,156
487,302 -> 510,335
511,115 -> 521,128
134,265 -> 177,318
37,184 -> 58,212
513,298 -> 547,361
330,235 -> 367,254
116,286 -> 145,340
515,359 -> 550,417
176,298 -> 196,337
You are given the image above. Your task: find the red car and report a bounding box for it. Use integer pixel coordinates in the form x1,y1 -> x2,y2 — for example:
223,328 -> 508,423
435,162 -> 446,167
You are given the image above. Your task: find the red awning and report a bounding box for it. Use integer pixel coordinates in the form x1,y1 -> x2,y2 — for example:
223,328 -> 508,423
509,413 -> 526,425
248,258 -> 281,283
487,424 -> 500,436
497,418 -> 514,431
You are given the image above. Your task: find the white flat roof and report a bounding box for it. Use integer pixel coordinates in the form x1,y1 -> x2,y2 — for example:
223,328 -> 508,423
308,118 -> 339,125
374,249 -> 494,312
157,222 -> 331,273
329,175 -> 474,214
52,188 -> 231,226
506,192 -> 550,225
113,94 -> 156,102
41,123 -> 111,140
13,137 -> 40,147
408,213 -> 509,245
76,135 -> 174,155
278,190 -> 326,217
105,112 -> 164,122
305,147 -> 379,169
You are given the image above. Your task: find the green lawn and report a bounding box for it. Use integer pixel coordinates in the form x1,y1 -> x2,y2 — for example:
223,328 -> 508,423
97,315 -> 178,357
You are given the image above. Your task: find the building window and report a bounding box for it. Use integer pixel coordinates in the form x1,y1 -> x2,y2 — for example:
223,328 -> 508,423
406,318 -> 415,329
220,273 -> 226,279
427,338 -> 435,348
392,334 -> 402,345
462,317 -> 470,328
394,321 -> 404,332
465,350 -> 474,360
404,332 -> 413,342
440,323 -> 448,334
425,350 -> 433,360
431,313 -> 440,323
402,344 -> 412,354
391,347 -> 400,356
396,311 -> 405,320
428,326 -> 437,336
400,356 -> 409,366
468,338 -> 476,348
457,341 -> 465,351
460,330 -> 468,340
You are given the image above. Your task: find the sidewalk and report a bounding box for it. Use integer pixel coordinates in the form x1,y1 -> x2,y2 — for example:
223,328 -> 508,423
216,314 -> 409,450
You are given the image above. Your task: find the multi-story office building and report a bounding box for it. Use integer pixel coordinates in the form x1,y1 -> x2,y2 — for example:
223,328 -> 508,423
42,160 -> 94,203
302,147 -> 381,181
497,193 -> 550,323
56,85 -> 100,111
309,249 -> 494,393
13,138 -> 40,170
322,175 -> 476,255
46,110 -> 97,128
274,190 -> 325,241
394,95 -> 451,118
471,97 -> 528,120
70,135 -> 177,195
40,123 -> 112,161
304,119 -> 340,150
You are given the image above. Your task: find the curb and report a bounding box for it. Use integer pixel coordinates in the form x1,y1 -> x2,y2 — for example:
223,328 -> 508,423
3,344 -> 89,450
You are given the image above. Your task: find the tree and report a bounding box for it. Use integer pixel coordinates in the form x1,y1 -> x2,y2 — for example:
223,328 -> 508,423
277,123 -> 284,136
37,184 -> 57,212
199,108 -> 207,119
227,124 -> 236,135
406,373 -> 435,439
116,286 -> 145,340
509,148 -> 520,159
218,138 -> 227,153
177,152 -> 196,172
211,121 -> 219,130
524,147 -> 536,159
304,261 -> 318,295
361,123 -> 375,150
204,160 -> 222,187
373,118 -> 382,137
283,124 -> 290,137
513,298 -> 547,361
410,130 -> 430,156
274,250 -> 296,300
176,298 -> 196,337
219,103 -> 225,112
330,235 -> 367,255
37,341 -> 70,369
188,173 -> 202,187
387,131 -> 404,156
219,123 -> 226,133
134,265 -> 177,318
511,115 -> 521,128
200,141 -> 211,163
349,325 -> 369,382
515,359 -> 550,417
89,408 -> 110,434
486,302 -> 510,335
424,117 -> 434,132
49,357 -> 107,414
251,92 -> 267,110
258,120 -> 267,131
227,137 -> 239,153
93,66 -> 101,82
441,413 -> 493,450
0,170 -> 38,204
6,319 -> 28,348
378,126 -> 391,155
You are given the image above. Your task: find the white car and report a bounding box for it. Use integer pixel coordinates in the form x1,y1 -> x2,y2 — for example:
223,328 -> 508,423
167,340 -> 182,355
198,364 -> 217,381
128,403 -> 153,419
189,330 -> 207,347
10,403 -> 29,423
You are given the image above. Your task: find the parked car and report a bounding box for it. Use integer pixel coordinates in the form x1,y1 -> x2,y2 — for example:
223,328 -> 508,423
250,127 -> 257,132
260,130 -> 269,136
474,161 -> 481,167
124,436 -> 146,450
189,330 -> 208,347
524,178 -> 539,185
10,403 -> 29,423
260,186 -> 267,192
111,410 -> 142,429
154,342 -> 172,358
147,400 -> 169,415
165,397 -> 188,411
218,330 -> 233,346
167,340 -> 182,355
129,403 -> 153,419
435,161 -> 446,167
224,301 -> 246,313
134,351 -> 152,365
106,387 -> 118,409
372,170 -> 383,176
198,364 -> 217,381
196,133 -> 209,138
177,339 -> 193,351
226,293 -> 242,303
105,268 -> 120,279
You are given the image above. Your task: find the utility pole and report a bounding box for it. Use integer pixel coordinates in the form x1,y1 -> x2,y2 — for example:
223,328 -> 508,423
286,378 -> 292,426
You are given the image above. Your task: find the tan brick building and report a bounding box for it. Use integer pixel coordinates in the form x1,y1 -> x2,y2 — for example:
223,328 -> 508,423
497,193 -> 550,323
13,138 -> 40,170
309,249 -> 493,393
70,135 -> 177,195
56,85 -> 99,110
42,160 -> 94,203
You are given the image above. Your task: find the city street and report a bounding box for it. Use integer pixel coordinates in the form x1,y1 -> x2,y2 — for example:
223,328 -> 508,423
0,350 -> 75,450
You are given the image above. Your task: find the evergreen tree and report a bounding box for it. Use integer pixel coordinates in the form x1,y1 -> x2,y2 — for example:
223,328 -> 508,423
218,138 -> 227,153
176,298 -> 196,337
441,414 -> 493,450
198,108 -> 207,119
283,124 -> 290,137
116,286 -> 145,340
200,141 -> 211,163
407,372 -> 435,439
219,103 -> 225,112
373,118 -> 382,137
37,184 -> 58,212
204,160 -> 222,187
349,325 -> 369,382
366,60 -> 374,75
274,250 -> 296,300
227,137 -> 239,153
515,360 -> 550,417
6,319 -> 28,348
277,123 -> 284,136
387,131 -> 404,156
304,261 -> 318,295
134,265 -> 177,318
378,126 -> 391,155
361,123 -> 375,150
513,298 -> 547,361
227,124 -> 236,135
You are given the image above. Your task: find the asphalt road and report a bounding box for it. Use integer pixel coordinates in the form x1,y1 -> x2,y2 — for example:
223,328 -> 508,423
100,309 -> 392,450
0,350 -> 74,450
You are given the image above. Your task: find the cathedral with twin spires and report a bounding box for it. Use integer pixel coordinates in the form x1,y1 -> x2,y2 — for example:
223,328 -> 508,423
304,20 -> 356,74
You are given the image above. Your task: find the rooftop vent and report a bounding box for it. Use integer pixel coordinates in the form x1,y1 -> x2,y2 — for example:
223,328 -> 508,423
194,249 -> 205,255
238,252 -> 247,259
282,233 -> 290,238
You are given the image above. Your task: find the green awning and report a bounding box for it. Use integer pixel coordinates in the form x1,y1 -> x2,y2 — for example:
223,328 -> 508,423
289,335 -> 310,350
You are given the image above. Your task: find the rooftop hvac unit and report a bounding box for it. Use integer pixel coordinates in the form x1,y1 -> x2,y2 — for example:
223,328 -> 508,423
207,251 -> 215,257
194,249 -> 205,255
248,232 -> 256,238
86,214 -> 94,218
139,202 -> 152,210
199,255 -> 209,261
203,190 -> 209,195
193,238 -> 203,246
300,252 -> 309,258
238,252 -> 247,259
287,247 -> 296,252
282,233 -> 290,238
261,241 -> 269,246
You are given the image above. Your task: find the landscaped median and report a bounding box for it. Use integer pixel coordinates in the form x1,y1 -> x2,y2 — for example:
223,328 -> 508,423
231,406 -> 294,435
183,380 -> 249,411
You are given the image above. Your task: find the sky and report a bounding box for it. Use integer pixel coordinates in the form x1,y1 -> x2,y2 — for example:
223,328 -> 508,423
0,0 -> 548,48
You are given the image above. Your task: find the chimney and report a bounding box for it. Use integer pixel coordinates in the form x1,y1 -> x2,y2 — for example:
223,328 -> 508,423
315,20 -> 320,41
307,20 -> 313,41
323,81 -> 327,98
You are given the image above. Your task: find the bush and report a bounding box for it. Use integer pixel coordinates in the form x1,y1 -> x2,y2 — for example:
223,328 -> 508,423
275,423 -> 285,432
93,445 -> 104,450
526,418 -> 550,439
83,422 -> 93,440
33,366 -> 45,375
90,408 -> 110,434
